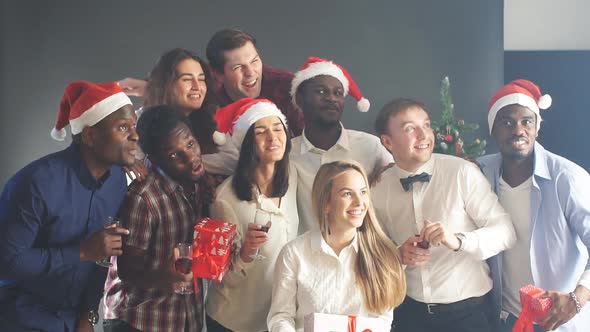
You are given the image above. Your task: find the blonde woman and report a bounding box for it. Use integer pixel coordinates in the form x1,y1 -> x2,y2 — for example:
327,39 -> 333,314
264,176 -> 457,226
268,160 -> 406,332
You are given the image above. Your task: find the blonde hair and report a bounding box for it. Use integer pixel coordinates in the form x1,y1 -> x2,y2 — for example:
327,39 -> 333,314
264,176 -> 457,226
311,160 -> 407,313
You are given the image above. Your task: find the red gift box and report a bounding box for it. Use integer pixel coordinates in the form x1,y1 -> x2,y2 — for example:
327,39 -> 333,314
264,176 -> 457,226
192,218 -> 236,282
513,285 -> 553,332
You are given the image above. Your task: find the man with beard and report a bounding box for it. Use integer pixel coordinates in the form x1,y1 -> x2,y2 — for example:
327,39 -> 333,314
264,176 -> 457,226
372,98 -> 515,332
0,81 -> 137,331
478,79 -> 590,332
290,56 -> 392,233
102,105 -> 212,332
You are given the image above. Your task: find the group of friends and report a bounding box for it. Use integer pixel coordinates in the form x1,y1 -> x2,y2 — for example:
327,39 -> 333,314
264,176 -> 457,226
0,27 -> 588,332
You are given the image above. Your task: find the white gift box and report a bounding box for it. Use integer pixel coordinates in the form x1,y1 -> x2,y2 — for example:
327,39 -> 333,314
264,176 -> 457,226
303,313 -> 388,332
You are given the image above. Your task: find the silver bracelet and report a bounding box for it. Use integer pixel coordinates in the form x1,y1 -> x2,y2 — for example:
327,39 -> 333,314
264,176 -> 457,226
569,292 -> 582,314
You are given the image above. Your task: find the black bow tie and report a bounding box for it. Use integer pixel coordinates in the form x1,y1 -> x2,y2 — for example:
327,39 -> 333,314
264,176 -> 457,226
400,172 -> 431,192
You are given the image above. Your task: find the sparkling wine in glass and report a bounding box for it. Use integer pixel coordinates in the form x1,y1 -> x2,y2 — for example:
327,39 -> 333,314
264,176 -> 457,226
174,243 -> 193,294
250,209 -> 272,260
96,217 -> 121,267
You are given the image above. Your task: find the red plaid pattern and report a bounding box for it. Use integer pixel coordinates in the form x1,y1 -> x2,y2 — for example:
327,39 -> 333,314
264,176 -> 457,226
103,168 -> 209,332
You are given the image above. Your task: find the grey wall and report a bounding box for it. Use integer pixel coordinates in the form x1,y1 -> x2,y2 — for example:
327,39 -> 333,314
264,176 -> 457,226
1,0 -> 504,187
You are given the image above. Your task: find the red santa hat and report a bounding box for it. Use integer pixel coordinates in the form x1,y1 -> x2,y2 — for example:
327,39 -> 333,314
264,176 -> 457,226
290,56 -> 370,112
213,98 -> 288,146
51,81 -> 132,140
487,79 -> 551,134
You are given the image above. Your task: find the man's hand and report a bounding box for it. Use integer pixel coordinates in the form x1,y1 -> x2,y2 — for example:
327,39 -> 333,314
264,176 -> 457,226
399,235 -> 431,266
422,220 -> 461,250
117,77 -> 147,97
537,291 -> 577,331
124,160 -> 149,182
239,223 -> 269,263
537,286 -> 589,331
80,226 -> 130,261
75,311 -> 94,332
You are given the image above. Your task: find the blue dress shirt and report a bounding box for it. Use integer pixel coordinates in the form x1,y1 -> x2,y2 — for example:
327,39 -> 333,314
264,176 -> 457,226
0,143 -> 127,331
479,143 -> 590,332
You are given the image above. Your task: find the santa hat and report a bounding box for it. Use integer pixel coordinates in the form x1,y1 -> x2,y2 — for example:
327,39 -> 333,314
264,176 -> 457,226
51,81 -> 132,140
487,79 -> 551,134
213,98 -> 288,146
290,56 -> 370,112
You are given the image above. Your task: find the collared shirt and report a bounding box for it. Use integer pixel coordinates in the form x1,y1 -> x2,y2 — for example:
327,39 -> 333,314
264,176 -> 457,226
103,167 -> 209,332
206,164 -> 299,332
372,154 -> 516,304
213,65 -> 304,136
291,126 -> 393,234
268,230 -> 393,332
479,143 -> 590,332
0,143 -> 127,331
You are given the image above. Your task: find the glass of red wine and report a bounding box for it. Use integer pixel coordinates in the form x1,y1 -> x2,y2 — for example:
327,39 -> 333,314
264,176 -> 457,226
250,209 -> 272,260
96,217 -> 121,267
174,243 -> 193,294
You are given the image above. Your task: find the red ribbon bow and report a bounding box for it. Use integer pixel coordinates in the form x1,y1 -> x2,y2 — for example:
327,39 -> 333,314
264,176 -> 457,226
347,316 -> 372,332
513,285 -> 552,332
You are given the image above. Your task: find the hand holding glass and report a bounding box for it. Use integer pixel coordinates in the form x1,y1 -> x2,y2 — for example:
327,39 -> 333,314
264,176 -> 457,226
174,243 -> 193,294
96,217 -> 121,267
250,210 -> 272,260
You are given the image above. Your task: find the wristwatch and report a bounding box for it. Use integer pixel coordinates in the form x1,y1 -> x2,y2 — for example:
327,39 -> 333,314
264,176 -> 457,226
454,233 -> 466,251
88,310 -> 99,326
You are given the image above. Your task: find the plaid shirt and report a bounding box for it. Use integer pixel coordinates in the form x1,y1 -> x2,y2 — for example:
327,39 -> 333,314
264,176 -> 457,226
213,65 -> 304,137
104,167 -> 211,332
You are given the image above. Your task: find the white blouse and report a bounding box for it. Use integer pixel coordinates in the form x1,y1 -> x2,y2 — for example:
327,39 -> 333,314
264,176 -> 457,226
206,164 -> 299,332
267,230 -> 393,332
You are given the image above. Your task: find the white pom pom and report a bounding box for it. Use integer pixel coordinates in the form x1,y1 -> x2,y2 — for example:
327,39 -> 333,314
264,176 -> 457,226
538,94 -> 552,110
50,127 -> 66,141
212,131 -> 227,145
357,98 -> 370,112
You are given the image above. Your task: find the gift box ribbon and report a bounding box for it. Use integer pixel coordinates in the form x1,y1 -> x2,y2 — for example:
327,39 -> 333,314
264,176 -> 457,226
347,316 -> 372,332
513,285 -> 552,332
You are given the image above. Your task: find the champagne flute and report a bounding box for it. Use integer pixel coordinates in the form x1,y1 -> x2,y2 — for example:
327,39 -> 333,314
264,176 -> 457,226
96,216 -> 121,267
174,243 -> 193,294
250,209 -> 272,260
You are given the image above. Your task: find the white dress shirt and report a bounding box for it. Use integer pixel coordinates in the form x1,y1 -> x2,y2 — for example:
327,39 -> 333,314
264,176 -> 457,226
498,176 -> 534,317
371,154 -> 516,304
267,231 -> 393,332
206,165 -> 299,332
291,126 -> 393,234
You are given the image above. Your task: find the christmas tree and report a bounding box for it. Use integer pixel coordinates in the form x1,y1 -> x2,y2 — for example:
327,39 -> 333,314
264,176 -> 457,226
432,76 -> 486,159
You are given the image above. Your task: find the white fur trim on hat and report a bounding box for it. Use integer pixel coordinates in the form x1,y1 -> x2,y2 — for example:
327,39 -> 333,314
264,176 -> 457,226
51,127 -> 67,141
233,102 -> 288,133
488,93 -> 541,134
212,131 -> 227,145
538,94 -> 552,109
290,61 -> 349,105
69,92 -> 132,135
357,98 -> 370,113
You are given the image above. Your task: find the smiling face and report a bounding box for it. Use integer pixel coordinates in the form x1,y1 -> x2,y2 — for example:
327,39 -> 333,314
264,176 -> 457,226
380,106 -> 434,173
172,58 -> 207,115
219,41 -> 263,100
153,122 -> 204,184
296,75 -> 345,127
253,115 -> 287,165
491,104 -> 537,161
325,169 -> 369,234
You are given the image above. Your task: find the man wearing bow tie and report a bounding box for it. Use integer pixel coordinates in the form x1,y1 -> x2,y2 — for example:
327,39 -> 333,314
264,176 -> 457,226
371,98 -> 516,332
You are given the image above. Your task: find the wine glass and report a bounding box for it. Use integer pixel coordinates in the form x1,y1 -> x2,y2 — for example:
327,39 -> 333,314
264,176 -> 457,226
96,216 -> 121,267
250,209 -> 272,260
174,243 -> 193,294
